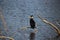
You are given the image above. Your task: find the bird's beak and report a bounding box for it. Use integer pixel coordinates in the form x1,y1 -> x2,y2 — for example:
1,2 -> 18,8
29,16 -> 34,18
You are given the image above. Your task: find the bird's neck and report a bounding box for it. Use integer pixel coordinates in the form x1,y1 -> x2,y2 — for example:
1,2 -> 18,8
31,18 -> 33,20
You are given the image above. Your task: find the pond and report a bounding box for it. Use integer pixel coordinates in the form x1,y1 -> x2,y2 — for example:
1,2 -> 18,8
0,0 -> 60,40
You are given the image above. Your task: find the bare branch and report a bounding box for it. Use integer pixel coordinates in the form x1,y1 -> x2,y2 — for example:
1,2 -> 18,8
0,36 -> 14,40
37,15 -> 60,35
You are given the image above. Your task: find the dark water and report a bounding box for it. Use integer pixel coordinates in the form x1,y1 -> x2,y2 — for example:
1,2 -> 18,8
0,0 -> 60,40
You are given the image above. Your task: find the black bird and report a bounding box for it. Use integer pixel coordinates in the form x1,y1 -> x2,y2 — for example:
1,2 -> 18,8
29,15 -> 36,29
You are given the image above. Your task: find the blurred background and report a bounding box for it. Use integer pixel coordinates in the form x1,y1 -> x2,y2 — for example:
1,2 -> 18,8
0,0 -> 60,40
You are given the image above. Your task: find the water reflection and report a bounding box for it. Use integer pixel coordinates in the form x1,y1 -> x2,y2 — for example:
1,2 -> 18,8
29,32 -> 35,40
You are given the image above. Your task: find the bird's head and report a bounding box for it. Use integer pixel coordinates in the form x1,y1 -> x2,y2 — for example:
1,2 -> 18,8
29,15 -> 34,19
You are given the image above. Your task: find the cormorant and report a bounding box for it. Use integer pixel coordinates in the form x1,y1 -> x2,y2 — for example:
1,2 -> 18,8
29,15 -> 36,29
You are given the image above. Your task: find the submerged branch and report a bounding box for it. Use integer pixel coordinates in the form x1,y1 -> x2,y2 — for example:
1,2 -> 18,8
0,8 -> 8,31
